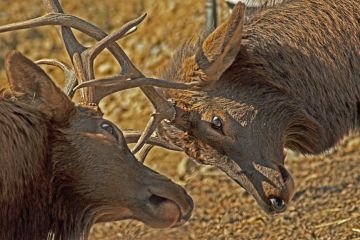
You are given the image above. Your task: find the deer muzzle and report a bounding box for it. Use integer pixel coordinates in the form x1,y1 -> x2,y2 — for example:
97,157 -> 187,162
136,175 -> 193,228
252,163 -> 295,215
221,157 -> 295,215
146,183 -> 193,228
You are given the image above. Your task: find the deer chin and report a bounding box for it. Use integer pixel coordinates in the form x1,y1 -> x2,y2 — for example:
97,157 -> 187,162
93,200 -> 183,228
218,158 -> 295,216
247,177 -> 294,216
95,207 -> 134,223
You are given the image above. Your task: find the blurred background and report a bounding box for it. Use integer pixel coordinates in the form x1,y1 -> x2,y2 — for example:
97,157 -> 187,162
0,0 -> 359,239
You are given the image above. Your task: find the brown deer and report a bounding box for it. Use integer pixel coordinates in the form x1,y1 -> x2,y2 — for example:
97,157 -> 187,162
155,0 -> 359,214
0,1 -> 197,239
79,0 -> 359,215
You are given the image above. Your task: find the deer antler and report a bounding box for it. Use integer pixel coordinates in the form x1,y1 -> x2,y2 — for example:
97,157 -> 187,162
204,0 -> 217,37
0,0 -> 198,154
124,130 -> 181,162
43,0 -> 197,154
35,59 -> 77,97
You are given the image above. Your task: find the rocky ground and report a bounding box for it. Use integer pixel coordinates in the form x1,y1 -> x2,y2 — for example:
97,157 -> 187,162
0,0 -> 359,239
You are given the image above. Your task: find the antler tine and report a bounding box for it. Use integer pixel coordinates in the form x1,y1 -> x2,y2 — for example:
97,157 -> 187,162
42,0 -> 85,57
35,59 -> 77,97
0,11 -> 132,101
123,130 -> 182,151
42,0 -> 143,80
73,75 -> 199,103
77,13 -> 146,103
0,13 -> 82,34
204,0 -> 217,37
125,130 -> 181,162
43,0 -> 95,103
135,144 -> 154,163
83,13 -> 146,74
132,114 -> 162,154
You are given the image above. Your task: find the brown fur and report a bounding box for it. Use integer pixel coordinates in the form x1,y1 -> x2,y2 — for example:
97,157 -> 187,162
0,51 -> 193,240
0,90 -> 52,240
158,0 -> 360,213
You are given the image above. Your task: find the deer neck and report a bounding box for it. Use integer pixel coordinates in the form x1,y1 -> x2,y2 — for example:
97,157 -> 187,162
0,97 -> 52,240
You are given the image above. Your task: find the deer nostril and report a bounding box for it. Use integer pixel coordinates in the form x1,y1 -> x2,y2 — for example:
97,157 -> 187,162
149,194 -> 168,206
147,186 -> 193,227
269,196 -> 287,212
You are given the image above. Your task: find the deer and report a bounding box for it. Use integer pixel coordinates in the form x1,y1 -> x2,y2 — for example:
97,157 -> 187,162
0,0 -> 198,239
156,0 -> 358,214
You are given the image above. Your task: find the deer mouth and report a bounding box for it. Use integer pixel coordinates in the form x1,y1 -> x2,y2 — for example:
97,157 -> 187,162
233,166 -> 295,215
213,154 -> 295,215
254,195 -> 289,215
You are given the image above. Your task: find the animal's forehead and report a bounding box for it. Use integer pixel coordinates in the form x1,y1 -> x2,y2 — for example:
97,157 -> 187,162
69,104 -> 105,131
201,94 -> 258,119
76,104 -> 103,118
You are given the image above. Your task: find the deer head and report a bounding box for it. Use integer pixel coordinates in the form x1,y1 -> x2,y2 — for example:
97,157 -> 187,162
4,51 -> 193,232
158,3 -> 302,214
0,0 -> 196,232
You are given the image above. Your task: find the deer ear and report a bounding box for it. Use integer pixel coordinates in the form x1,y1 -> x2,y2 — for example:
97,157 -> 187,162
5,51 -> 74,123
195,2 -> 245,86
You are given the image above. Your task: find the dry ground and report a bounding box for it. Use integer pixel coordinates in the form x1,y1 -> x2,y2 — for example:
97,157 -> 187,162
0,1 -> 359,239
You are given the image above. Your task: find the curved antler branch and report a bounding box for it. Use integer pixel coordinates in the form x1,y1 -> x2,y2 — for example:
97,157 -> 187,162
123,130 -> 182,151
35,58 -> 77,97
125,129 -> 181,162
74,75 -> 199,103
135,144 -> 154,163
85,14 -> 146,67
132,113 -> 163,154
0,13 -> 94,34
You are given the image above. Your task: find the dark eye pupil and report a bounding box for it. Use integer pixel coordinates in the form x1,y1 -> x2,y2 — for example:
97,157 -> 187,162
211,116 -> 222,129
101,122 -> 114,135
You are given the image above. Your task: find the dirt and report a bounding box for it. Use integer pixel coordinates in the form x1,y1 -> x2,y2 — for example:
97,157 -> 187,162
0,1 -> 359,239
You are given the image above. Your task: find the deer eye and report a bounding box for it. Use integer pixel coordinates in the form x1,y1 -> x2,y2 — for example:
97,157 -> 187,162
101,122 -> 116,138
211,116 -> 222,130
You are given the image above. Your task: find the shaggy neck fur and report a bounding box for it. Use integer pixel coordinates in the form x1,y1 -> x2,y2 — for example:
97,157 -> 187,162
49,127 -> 102,240
0,91 -> 51,240
0,91 -> 96,240
239,0 -> 360,151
